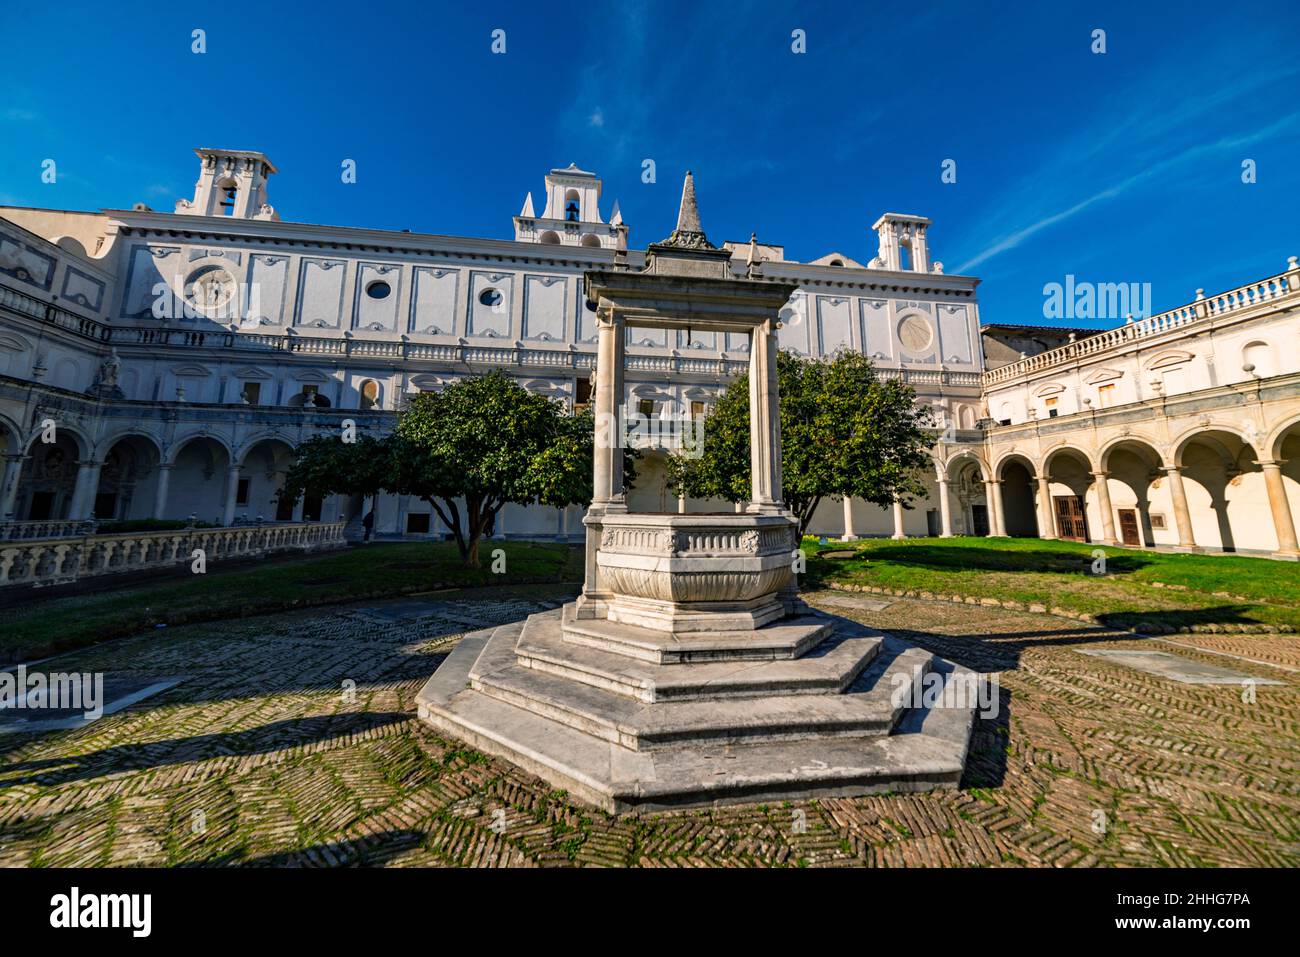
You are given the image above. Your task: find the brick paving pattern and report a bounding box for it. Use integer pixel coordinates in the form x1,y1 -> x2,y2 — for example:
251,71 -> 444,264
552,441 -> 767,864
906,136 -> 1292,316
1,590 -> 1296,867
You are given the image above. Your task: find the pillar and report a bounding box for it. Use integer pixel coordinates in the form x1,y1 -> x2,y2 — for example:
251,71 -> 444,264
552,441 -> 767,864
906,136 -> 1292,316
841,496 -> 858,541
937,477 -> 953,537
1035,475 -> 1056,539
1259,459 -> 1300,558
592,309 -> 626,509
747,318 -> 783,512
152,464 -> 173,520
1091,471 -> 1118,545
986,479 -> 1006,537
222,464 -> 241,526
677,493 -> 687,515
982,480 -> 999,537
1163,465 -> 1198,550
69,459 -> 102,520
891,499 -> 906,540
0,454 -> 23,520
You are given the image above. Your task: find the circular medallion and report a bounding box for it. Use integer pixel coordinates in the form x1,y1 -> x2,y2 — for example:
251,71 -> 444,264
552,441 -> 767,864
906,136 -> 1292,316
184,266 -> 236,312
897,314 -> 933,354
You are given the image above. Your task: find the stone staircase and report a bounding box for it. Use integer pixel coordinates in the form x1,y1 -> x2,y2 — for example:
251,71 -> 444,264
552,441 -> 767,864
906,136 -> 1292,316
417,604 -> 978,813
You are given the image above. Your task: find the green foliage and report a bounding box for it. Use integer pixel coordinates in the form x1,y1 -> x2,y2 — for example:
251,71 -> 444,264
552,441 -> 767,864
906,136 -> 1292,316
669,350 -> 934,532
281,371 -> 627,568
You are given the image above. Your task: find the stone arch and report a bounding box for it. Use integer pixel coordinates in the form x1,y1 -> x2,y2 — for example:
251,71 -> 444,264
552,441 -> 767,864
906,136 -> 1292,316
163,434 -> 234,523
0,411 -> 24,455
1099,437 -> 1166,547
1173,426 -> 1269,552
995,452 -> 1039,537
237,437 -> 299,522
580,234 -> 602,248
24,420 -> 93,459
94,433 -> 165,521
12,427 -> 85,520
942,450 -> 991,535
1041,445 -> 1097,542
941,449 -> 990,482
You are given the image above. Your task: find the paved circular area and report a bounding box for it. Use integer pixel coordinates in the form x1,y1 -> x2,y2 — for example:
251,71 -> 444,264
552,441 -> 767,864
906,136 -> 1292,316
0,589 -> 1295,867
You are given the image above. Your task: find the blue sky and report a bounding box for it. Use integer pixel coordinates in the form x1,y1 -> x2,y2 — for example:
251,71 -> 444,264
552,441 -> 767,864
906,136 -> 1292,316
2,0 -> 1298,327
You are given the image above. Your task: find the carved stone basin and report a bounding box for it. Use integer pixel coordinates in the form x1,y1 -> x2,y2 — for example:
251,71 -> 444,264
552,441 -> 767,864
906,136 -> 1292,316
594,512 -> 799,633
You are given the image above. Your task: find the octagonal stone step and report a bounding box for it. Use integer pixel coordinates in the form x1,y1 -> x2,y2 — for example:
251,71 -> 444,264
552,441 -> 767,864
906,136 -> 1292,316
560,603 -> 832,664
511,608 -> 881,702
417,624 -> 976,813
471,630 -> 934,750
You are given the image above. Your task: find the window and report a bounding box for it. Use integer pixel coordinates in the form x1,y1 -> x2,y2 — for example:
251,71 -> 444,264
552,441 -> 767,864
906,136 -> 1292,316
360,379 -> 380,410
1150,513 -> 1167,530
406,512 -> 431,534
236,478 -> 250,506
565,189 -> 581,222
1097,383 -> 1115,408
637,398 -> 656,418
1045,396 -> 1058,418
365,281 -> 391,300
690,400 -> 706,419
241,382 -> 261,405
479,288 -> 504,308
575,377 -> 592,406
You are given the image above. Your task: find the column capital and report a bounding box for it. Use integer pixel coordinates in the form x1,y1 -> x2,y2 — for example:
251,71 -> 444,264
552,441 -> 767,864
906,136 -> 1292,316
1254,458 -> 1286,469
1089,470 -> 1110,478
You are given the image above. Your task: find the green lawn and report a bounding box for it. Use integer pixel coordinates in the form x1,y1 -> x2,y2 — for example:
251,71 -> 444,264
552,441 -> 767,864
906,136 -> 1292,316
804,535 -> 1300,632
3,541 -> 583,664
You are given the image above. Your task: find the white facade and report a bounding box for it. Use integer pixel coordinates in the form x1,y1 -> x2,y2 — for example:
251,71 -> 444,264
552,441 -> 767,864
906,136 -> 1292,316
0,148 -> 984,540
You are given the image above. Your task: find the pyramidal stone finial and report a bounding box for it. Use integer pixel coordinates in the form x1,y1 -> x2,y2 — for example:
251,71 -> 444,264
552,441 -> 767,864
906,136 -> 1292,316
658,170 -> 715,250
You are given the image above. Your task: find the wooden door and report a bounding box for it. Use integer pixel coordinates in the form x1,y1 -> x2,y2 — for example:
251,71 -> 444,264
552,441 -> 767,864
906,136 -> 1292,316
971,505 -> 990,537
1053,495 -> 1089,541
1118,508 -> 1140,546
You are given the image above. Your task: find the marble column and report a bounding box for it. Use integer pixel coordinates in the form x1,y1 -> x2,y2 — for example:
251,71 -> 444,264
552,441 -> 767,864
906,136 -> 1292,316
747,318 -> 783,512
937,478 -> 953,537
69,459 -> 102,520
592,310 -> 625,509
987,479 -> 1006,537
891,499 -> 906,540
152,464 -> 173,520
1091,471 -> 1118,544
1035,475 -> 1056,539
841,496 -> 858,541
982,480 -> 999,537
0,454 -> 24,520
222,464 -> 242,526
1163,465 -> 1197,550
1258,459 -> 1300,558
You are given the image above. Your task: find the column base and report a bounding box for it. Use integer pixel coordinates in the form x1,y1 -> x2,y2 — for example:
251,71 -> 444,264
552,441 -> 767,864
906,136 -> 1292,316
1171,544 -> 1203,553
1271,550 -> 1300,561
939,533 -> 954,539
840,534 -> 859,542
891,533 -> 906,541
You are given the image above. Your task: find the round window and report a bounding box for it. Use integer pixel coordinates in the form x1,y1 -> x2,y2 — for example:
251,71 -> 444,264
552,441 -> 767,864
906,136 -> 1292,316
365,281 -> 391,300
479,288 -> 504,307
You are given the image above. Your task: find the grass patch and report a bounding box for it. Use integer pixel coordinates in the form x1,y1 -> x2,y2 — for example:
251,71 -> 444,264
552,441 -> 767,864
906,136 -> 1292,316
803,535 -> 1300,631
3,540 -> 583,663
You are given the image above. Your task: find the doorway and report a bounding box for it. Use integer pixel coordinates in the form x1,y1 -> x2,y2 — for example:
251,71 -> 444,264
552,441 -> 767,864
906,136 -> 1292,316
1118,508 -> 1140,546
1053,495 -> 1089,541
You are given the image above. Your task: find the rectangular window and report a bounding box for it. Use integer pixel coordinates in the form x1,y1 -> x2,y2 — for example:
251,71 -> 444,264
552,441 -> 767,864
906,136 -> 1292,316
241,382 -> 261,405
575,377 -> 592,406
236,478 -> 250,506
406,513 -> 431,534
1045,396 -> 1058,418
690,400 -> 706,419
1150,513 -> 1167,530
1097,383 -> 1115,408
637,398 -> 656,418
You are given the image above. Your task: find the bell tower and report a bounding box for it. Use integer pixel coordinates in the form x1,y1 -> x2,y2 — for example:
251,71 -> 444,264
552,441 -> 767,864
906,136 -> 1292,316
513,163 -> 626,249
871,213 -> 933,273
176,148 -> 280,221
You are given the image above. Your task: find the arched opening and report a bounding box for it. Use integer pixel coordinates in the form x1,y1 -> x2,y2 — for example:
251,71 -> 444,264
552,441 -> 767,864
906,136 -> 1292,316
1101,438 -> 1166,547
217,177 -> 239,216
93,435 -> 163,521
564,189 -> 581,222
580,234 -> 601,248
944,454 -> 989,536
238,438 -> 298,523
1273,418 -> 1300,552
538,230 -> 561,245
14,431 -> 85,520
359,379 -> 380,410
1176,428 -> 1265,552
1042,447 -> 1095,541
165,437 -> 232,524
997,455 -> 1039,537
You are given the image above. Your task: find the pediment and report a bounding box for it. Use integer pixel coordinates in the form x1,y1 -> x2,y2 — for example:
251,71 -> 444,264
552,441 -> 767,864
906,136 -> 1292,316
292,368 -> 330,383
0,332 -> 31,353
1145,349 -> 1195,370
1084,367 -> 1124,385
170,363 -> 212,377
232,365 -> 273,379
1032,382 -> 1067,397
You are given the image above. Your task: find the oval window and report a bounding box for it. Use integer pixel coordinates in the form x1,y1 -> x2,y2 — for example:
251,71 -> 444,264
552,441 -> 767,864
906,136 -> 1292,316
366,281 -> 391,300
479,288 -> 504,307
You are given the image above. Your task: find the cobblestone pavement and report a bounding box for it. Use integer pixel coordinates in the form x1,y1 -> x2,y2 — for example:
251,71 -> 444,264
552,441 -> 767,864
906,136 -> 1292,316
1,588 -> 1296,868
